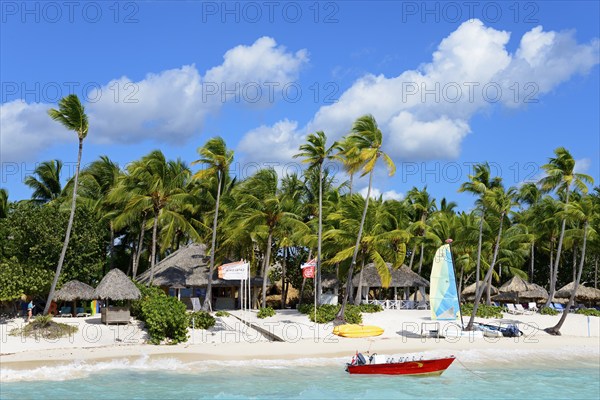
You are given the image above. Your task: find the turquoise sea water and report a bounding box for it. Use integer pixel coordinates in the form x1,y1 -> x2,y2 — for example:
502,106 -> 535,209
2,357 -> 599,400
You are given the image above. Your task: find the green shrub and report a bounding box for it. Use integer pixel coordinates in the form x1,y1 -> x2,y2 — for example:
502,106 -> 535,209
215,310 -> 230,317
307,304 -> 363,324
575,308 -> 600,317
257,307 -> 276,319
10,315 -> 77,339
359,303 -> 383,313
131,283 -> 166,318
460,303 -> 503,319
540,306 -> 559,315
140,295 -> 189,344
297,303 -> 312,314
189,311 -> 216,329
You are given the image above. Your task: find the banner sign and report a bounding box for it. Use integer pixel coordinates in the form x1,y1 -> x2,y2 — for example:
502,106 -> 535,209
301,258 -> 316,279
218,261 -> 249,280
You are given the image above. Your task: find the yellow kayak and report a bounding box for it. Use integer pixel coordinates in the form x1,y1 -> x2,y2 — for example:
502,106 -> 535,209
333,324 -> 384,338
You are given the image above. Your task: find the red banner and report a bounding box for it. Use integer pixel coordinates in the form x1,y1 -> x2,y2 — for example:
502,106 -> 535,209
302,266 -> 315,279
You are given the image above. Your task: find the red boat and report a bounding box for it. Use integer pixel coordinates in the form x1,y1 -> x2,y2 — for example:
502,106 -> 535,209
345,353 -> 455,376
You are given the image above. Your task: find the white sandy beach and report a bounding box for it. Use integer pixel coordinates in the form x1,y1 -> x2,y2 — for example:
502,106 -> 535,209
1,309 -> 599,373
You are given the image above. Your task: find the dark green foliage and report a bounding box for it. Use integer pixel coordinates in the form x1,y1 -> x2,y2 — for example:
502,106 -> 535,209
0,202 -> 107,294
257,306 -> 276,319
461,303 -> 503,319
140,295 -> 189,344
359,303 -> 383,313
307,304 -> 362,324
540,306 -> 559,315
130,283 -> 165,318
0,259 -> 53,301
575,308 -> 600,317
189,311 -> 216,329
297,303 -> 312,314
215,310 -> 230,317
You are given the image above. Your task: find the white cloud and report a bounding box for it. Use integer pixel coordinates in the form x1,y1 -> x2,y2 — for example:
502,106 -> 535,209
240,20 -> 598,165
1,37 -> 308,162
358,186 -> 404,201
236,119 -> 304,165
574,158 -> 591,174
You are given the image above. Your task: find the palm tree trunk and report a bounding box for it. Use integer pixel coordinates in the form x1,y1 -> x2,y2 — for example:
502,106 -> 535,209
281,246 -> 287,309
203,173 -> 223,311
149,210 -> 159,284
417,241 -> 425,275
354,262 -> 363,305
299,277 -> 306,306
348,173 -> 354,196
473,207 -> 485,313
595,256 -> 598,289
545,244 -> 555,307
261,231 -> 273,308
547,221 -> 589,335
547,192 -> 569,307
529,241 -> 535,283
44,137 -> 83,315
408,244 -> 417,270
316,162 -> 323,305
107,221 -> 115,274
466,212 -> 504,331
572,245 -> 578,283
337,169 -> 373,320
132,214 -> 146,280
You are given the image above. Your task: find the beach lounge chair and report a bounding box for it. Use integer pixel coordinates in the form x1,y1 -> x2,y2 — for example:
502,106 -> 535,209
552,302 -> 565,312
506,304 -> 523,315
527,302 -> 539,312
515,304 -> 533,315
75,307 -> 90,317
58,306 -> 72,317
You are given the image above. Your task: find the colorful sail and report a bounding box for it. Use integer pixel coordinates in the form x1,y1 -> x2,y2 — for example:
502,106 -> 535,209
430,244 -> 461,320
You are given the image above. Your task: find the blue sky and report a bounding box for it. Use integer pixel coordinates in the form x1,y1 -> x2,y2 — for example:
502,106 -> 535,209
1,1 -> 599,208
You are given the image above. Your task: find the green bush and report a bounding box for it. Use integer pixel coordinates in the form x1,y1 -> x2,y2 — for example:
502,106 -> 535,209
540,306 -> 559,315
257,307 -> 276,319
460,303 -> 503,319
215,310 -> 230,317
297,303 -> 312,314
575,308 -> 600,317
359,303 -> 383,313
140,295 -> 189,344
131,283 -> 166,318
189,311 -> 216,329
307,304 -> 363,324
10,315 -> 78,339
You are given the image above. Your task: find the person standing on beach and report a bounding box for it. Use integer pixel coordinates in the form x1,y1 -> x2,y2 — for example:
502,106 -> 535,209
27,300 -> 33,322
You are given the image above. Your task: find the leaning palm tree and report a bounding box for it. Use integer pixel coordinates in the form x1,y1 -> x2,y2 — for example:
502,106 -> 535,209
466,186 -> 517,331
546,195 -> 597,335
43,95 -> 88,315
336,114 -> 395,321
192,137 -> 234,311
539,147 -> 593,306
24,159 -> 64,203
458,162 -> 502,311
337,135 -> 363,195
294,131 -> 339,305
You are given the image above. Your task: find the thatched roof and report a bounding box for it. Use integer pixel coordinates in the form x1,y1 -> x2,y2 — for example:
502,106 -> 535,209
556,282 -> 600,301
321,275 -> 339,289
462,281 -> 498,296
94,269 -> 141,300
136,243 -> 266,288
494,276 -> 549,301
353,263 -> 429,288
54,280 -> 95,301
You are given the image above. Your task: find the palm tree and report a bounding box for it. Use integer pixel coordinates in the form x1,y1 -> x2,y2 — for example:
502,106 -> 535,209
338,136 -> 363,195
337,115 -> 396,321
517,182 -> 543,282
466,186 -> 516,330
458,162 -> 502,311
24,159 -> 64,203
0,188 -> 8,218
546,195 -> 597,335
406,186 -> 436,275
43,94 -> 88,315
192,137 -> 234,311
294,131 -> 339,305
539,147 -> 593,306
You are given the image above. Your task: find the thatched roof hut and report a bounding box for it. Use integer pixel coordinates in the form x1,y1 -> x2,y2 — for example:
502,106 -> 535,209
94,269 -> 141,300
555,282 -> 600,302
53,280 -> 95,301
136,243 -> 266,288
353,263 -> 429,288
494,276 -> 548,302
462,281 -> 498,297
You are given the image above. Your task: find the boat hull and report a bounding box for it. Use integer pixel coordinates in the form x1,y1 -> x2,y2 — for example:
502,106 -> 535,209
333,324 -> 384,338
346,357 -> 455,376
